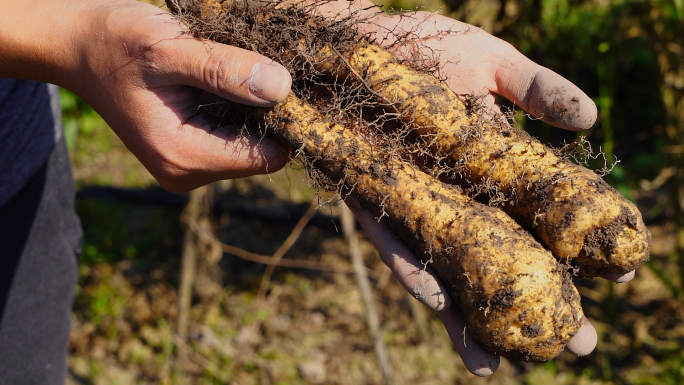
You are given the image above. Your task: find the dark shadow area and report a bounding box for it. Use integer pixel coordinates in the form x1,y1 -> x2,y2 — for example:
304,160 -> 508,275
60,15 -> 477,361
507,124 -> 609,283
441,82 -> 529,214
0,164 -> 45,321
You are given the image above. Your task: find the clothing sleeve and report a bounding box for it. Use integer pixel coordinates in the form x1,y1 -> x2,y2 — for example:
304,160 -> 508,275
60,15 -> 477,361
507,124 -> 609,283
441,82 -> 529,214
0,79 -> 61,207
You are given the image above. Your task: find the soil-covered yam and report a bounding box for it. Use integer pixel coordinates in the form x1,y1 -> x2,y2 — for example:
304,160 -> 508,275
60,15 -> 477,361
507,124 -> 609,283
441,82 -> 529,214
172,0 -> 651,277
165,0 -> 657,360
325,41 -> 652,277
270,93 -> 583,361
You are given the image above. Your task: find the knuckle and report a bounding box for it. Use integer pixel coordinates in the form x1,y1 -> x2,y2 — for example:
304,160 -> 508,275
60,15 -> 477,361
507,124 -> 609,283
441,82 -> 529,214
122,27 -> 173,74
134,35 -> 168,73
202,51 -> 240,92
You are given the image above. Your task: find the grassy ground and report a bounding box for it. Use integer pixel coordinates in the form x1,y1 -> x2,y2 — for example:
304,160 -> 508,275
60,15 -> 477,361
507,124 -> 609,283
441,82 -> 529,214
63,1 -> 684,384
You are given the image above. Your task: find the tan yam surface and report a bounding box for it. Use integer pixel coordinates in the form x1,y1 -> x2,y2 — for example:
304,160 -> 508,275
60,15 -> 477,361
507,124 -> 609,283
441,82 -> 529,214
271,94 -> 583,361
344,42 -> 650,277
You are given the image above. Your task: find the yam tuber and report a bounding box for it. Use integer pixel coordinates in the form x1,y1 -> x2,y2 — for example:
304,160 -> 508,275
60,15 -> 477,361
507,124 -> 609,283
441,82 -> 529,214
270,93 -> 584,362
165,0 -> 651,361
316,40 -> 652,277
173,0 -> 650,277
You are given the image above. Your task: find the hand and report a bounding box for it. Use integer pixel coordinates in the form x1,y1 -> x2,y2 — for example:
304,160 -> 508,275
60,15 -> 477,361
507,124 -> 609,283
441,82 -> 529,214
322,0 -> 634,376
323,1 -> 597,130
348,199 -> 602,376
0,0 -> 293,193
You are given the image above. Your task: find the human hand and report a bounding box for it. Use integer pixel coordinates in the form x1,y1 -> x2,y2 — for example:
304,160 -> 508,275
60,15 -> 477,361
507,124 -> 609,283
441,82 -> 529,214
352,5 -> 638,280
320,0 -> 597,130
320,0 -> 635,376
0,0 -> 293,193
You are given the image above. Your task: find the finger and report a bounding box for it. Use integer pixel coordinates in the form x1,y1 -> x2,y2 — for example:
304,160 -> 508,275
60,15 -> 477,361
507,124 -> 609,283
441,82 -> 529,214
491,42 -> 597,131
153,130 -> 290,193
439,306 -> 500,377
601,270 -> 636,283
164,35 -> 292,106
345,197 -> 451,311
144,121 -> 290,193
565,316 -> 597,356
120,88 -> 291,194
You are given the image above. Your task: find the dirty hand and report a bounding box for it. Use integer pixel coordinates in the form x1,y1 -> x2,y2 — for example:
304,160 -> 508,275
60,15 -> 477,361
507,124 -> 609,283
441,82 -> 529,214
0,0 -> 293,193
324,0 -> 635,376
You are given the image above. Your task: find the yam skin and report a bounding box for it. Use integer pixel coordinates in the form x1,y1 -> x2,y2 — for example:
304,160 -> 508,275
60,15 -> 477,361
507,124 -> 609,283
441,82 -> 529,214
317,41 -> 652,277
266,93 -> 584,362
175,0 -> 651,277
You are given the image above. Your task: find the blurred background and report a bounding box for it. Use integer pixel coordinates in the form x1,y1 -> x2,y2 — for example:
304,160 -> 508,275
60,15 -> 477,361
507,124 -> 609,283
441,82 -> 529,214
65,0 -> 684,383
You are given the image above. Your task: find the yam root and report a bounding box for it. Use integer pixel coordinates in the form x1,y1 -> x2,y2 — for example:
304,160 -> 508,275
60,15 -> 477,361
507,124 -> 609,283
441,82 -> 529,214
318,41 -> 652,277
271,93 -> 584,362
170,0 -> 650,278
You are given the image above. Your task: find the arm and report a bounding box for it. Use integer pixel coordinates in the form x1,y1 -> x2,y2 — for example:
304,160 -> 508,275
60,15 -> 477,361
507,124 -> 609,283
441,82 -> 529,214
0,0 -> 293,192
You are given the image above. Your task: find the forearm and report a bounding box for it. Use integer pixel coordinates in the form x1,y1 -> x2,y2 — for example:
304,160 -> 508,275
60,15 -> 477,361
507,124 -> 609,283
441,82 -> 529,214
0,0 -> 84,85
0,0 -> 161,102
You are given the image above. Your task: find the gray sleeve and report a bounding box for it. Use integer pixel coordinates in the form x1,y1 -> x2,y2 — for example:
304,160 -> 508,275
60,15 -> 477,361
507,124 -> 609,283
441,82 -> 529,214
0,79 -> 61,207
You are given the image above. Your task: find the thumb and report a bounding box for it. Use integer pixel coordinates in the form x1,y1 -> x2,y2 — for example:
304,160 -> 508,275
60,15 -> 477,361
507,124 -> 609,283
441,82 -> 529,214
169,36 -> 292,106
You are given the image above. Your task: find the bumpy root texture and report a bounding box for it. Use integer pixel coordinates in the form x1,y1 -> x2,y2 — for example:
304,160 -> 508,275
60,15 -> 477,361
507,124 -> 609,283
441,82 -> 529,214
270,93 -> 583,361
167,0 -> 585,361
169,0 -> 650,278
165,0 -> 652,360
327,42 -> 652,277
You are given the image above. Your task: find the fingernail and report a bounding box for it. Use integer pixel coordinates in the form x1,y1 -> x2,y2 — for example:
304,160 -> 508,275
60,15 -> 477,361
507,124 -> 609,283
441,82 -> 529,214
249,62 -> 291,103
412,274 -> 451,311
602,270 -> 635,283
565,316 -> 597,356
470,364 -> 497,377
